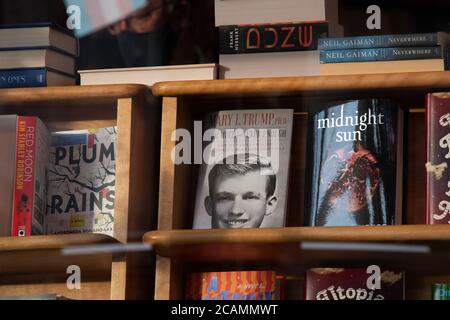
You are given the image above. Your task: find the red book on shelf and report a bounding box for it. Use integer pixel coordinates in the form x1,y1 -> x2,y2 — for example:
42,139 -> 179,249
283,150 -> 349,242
305,268 -> 405,300
11,116 -> 49,236
426,93 -> 450,224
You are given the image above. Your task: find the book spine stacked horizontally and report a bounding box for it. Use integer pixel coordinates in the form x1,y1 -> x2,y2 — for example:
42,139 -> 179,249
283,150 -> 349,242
0,24 -> 78,88
216,0 -> 343,79
319,32 -> 450,75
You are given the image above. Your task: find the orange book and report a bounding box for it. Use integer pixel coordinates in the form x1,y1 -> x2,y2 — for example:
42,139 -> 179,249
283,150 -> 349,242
186,271 -> 282,300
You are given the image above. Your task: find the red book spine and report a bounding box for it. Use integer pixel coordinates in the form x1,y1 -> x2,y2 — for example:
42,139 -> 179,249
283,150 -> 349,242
426,93 -> 450,224
12,116 -> 36,236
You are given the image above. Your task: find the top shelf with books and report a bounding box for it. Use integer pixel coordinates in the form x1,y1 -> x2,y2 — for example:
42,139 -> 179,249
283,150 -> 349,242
152,71 -> 450,97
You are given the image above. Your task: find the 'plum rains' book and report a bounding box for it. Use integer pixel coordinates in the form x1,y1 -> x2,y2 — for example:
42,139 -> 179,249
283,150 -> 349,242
46,127 -> 116,236
192,109 -> 293,229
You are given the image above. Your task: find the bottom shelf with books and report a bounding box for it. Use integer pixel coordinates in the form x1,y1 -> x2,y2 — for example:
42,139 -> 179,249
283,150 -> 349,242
144,225 -> 450,300
0,234 -> 121,299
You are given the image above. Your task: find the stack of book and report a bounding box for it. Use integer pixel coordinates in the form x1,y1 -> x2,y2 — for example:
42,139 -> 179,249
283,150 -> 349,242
319,32 -> 450,75
216,0 -> 343,79
0,23 -> 77,88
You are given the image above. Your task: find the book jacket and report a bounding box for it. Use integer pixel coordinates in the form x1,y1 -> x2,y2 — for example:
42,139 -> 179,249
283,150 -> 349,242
306,268 -> 405,300
219,21 -> 328,54
426,93 -> 450,224
192,109 -> 293,229
186,271 -> 280,300
12,116 -> 50,236
46,127 -> 116,236
305,99 -> 403,226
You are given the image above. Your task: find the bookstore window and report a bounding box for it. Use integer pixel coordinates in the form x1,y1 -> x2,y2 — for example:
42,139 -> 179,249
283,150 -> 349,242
1,0 -> 450,303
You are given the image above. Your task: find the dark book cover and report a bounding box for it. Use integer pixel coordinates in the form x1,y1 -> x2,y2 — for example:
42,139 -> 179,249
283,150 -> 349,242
219,21 -> 328,54
306,268 -> 405,300
305,99 -> 404,226
426,93 -> 450,224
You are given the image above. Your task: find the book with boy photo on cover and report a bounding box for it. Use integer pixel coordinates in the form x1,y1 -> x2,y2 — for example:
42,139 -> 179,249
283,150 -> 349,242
193,109 -> 293,229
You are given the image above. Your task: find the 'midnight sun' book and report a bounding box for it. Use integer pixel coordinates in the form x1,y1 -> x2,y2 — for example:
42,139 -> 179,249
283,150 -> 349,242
305,99 -> 404,226
46,127 -> 116,236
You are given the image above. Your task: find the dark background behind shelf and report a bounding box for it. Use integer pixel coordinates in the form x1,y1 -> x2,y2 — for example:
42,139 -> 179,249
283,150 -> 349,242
1,0 -> 450,70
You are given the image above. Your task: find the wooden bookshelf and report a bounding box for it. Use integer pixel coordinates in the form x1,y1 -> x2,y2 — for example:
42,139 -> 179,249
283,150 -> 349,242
0,84 -> 160,300
143,225 -> 450,269
150,72 -> 450,300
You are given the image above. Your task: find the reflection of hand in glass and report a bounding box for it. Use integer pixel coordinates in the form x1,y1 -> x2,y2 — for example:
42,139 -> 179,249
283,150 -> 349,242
109,0 -> 169,35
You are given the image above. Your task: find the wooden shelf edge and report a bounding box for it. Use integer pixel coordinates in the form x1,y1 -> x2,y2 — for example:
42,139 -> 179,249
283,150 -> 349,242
0,84 -> 152,105
0,233 -> 120,252
143,225 -> 450,248
151,71 -> 450,97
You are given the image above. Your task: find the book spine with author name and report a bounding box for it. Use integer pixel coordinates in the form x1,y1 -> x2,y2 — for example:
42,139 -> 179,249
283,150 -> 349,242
318,33 -> 442,50
320,46 -> 445,63
220,21 -> 328,54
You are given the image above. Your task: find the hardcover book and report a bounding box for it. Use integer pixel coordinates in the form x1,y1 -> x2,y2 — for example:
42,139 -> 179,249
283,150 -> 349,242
305,99 -> 403,226
426,93 -> 450,224
318,32 -> 450,50
186,271 -> 280,300
214,0 -> 343,36
0,68 -> 75,88
46,127 -> 116,236
192,109 -> 293,229
319,46 -> 450,66
0,22 -> 78,56
12,116 -> 50,236
306,268 -> 405,300
0,49 -> 75,75
219,21 -> 328,54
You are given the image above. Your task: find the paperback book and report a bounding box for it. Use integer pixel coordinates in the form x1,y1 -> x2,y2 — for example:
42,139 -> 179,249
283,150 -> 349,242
12,116 -> 50,236
192,109 -> 293,229
46,127 -> 116,236
219,21 -> 328,54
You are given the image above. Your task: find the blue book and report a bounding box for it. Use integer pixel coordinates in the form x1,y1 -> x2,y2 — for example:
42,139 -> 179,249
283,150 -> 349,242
318,32 -> 450,50
0,68 -> 75,88
320,46 -> 450,64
